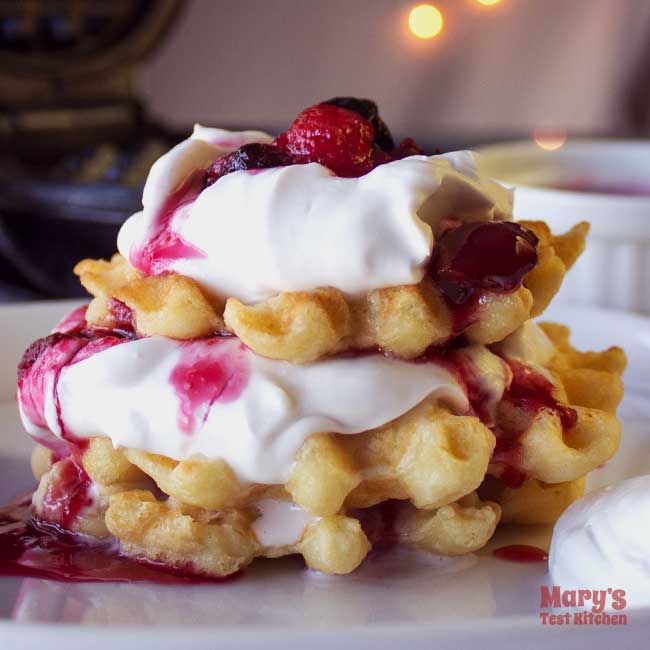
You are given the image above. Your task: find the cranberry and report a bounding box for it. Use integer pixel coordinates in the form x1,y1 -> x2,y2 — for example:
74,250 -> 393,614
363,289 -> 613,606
17,333 -> 65,381
274,104 -> 375,177
430,221 -> 539,304
205,143 -> 294,186
321,96 -> 395,152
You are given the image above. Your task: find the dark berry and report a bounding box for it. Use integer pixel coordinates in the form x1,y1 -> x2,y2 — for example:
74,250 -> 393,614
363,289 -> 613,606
393,138 -> 425,159
274,104 -> 374,178
18,333 -> 65,380
321,96 -> 395,152
205,143 -> 294,186
430,222 -> 539,304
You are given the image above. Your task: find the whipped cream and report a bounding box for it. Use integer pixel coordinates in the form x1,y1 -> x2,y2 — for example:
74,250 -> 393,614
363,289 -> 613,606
549,475 -> 650,609
118,126 -> 512,303
252,499 -> 313,547
190,124 -> 273,149
138,126 -> 273,227
19,336 -> 468,484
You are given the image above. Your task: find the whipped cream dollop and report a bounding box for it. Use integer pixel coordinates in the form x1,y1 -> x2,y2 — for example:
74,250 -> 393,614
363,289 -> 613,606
18,336 -> 468,484
118,125 -> 512,303
252,499 -> 313,547
549,475 -> 650,609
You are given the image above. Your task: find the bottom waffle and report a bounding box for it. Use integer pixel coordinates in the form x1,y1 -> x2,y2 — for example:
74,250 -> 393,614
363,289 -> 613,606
31,449 -> 500,576
26,319 -> 625,576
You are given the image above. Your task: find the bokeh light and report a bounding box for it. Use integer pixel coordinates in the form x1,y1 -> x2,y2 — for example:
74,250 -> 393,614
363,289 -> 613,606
408,4 -> 444,40
475,0 -> 503,6
533,128 -> 567,151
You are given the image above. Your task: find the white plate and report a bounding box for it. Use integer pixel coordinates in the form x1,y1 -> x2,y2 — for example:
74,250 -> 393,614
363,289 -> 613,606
1,300 -> 649,649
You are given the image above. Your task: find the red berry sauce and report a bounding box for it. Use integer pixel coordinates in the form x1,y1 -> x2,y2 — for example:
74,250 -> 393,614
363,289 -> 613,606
448,347 -> 510,426
351,499 -> 404,552
493,544 -> 548,563
38,456 -> 93,530
170,339 -> 251,434
490,360 -> 578,486
505,360 -> 577,430
0,496 -> 240,584
17,316 -> 133,448
68,336 -> 128,366
107,298 -> 136,335
53,305 -> 89,334
498,464 -> 529,489
131,169 -> 207,276
17,334 -> 89,432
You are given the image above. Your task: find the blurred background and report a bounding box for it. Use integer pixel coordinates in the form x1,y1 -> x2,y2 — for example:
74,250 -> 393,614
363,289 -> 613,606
2,0 -> 650,302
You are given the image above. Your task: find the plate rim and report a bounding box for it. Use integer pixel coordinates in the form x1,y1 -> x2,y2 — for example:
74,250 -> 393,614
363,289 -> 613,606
1,300 -> 649,644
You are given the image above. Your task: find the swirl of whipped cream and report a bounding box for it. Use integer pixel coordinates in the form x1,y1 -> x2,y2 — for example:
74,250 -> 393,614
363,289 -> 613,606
18,335 -> 468,484
549,475 -> 650,609
118,126 -> 512,303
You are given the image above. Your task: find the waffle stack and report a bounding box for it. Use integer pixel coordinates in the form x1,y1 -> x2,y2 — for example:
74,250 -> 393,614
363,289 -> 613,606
18,100 -> 625,577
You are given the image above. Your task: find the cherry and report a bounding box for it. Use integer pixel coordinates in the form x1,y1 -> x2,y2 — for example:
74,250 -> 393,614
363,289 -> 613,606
430,221 -> 539,304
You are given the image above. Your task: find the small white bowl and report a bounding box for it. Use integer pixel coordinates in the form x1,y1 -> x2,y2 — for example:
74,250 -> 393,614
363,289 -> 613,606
476,139 -> 650,314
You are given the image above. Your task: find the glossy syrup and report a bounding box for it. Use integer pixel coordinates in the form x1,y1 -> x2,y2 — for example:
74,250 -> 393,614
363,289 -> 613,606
493,544 -> 549,563
430,222 -> 539,305
490,360 -> 578,486
505,360 -> 577,430
428,221 -> 539,334
0,496 -> 239,584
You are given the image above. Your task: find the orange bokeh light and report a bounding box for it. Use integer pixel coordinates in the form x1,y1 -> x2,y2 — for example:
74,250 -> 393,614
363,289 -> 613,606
408,4 -> 444,40
476,0 -> 503,6
533,128 -> 567,152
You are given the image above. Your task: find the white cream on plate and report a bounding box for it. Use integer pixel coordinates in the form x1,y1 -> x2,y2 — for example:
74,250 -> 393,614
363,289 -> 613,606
118,125 -> 512,303
549,475 -> 650,609
18,335 -> 468,484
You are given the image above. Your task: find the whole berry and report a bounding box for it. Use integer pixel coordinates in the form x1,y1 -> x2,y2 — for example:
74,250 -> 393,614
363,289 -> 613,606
205,143 -> 294,186
321,96 -> 395,152
274,104 -> 374,177
430,222 -> 539,304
